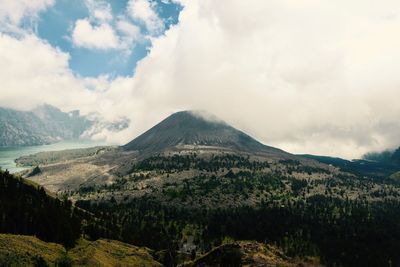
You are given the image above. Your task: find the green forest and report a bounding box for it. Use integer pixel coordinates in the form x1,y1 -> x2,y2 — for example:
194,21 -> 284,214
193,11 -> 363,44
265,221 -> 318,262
2,152 -> 400,267
0,169 -> 114,249
76,194 -> 400,267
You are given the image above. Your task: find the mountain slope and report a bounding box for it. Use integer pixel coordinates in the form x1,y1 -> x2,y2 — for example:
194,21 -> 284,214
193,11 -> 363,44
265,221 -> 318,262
0,107 -> 52,146
0,170 -> 162,266
362,146 -> 400,167
181,241 -> 323,267
0,169 -> 120,248
300,154 -> 400,178
123,111 -> 288,158
20,110 -> 321,192
0,234 -> 162,267
0,104 -> 128,147
0,234 -> 65,266
0,169 -> 82,247
301,145 -> 400,178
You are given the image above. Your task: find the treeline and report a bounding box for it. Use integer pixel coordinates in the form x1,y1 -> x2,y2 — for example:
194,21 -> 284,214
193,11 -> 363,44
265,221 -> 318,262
76,195 -> 400,267
0,169 -> 112,248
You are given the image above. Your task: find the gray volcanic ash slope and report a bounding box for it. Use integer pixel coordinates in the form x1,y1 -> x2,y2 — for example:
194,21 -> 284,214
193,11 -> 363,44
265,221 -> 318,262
123,110 -> 289,158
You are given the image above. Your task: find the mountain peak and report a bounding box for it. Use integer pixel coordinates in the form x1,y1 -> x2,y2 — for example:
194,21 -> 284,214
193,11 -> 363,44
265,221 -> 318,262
153,110 -> 229,132
123,110 -> 287,157
173,110 -> 226,123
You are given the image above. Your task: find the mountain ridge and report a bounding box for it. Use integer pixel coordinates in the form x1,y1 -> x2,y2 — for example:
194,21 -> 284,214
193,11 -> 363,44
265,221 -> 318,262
0,104 -> 129,147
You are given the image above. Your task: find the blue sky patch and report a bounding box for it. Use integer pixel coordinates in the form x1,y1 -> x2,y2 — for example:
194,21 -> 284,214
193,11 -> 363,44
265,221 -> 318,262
36,0 -> 182,77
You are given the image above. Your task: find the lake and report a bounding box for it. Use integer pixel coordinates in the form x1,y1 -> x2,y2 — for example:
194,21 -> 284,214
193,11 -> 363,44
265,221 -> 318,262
0,140 -> 110,173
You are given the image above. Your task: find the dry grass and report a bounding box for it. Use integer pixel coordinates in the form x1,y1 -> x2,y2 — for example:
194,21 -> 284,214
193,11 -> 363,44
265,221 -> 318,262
0,234 -> 65,266
68,238 -> 162,267
0,234 -> 162,267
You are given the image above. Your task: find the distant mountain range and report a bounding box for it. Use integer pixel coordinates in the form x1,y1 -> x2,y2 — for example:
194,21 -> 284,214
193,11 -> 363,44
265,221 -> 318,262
300,146 -> 400,179
363,147 -> 400,165
0,104 -> 129,147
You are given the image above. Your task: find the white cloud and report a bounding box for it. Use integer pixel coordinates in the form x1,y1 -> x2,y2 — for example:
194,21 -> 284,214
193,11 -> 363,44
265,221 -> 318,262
127,0 -> 164,35
116,19 -> 142,49
71,1 -> 144,51
112,0 -> 400,159
85,0 -> 113,22
72,19 -> 120,50
0,32 -> 134,144
2,0 -> 400,159
0,0 -> 54,34
70,1 -> 117,50
0,33 -> 94,111
116,19 -> 140,40
0,0 -> 54,25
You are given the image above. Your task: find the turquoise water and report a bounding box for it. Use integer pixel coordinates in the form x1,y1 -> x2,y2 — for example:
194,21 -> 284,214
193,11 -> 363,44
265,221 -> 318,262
0,140 -> 109,173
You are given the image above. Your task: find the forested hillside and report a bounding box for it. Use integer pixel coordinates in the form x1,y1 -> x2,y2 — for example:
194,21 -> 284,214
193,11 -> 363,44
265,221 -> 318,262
0,169 -> 114,248
74,154 -> 400,267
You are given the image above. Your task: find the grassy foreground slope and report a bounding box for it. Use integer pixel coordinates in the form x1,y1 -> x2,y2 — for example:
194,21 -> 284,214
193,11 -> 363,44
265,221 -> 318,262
0,234 -> 64,266
68,238 -> 161,267
0,170 -> 162,266
181,241 -> 323,267
0,234 -> 162,267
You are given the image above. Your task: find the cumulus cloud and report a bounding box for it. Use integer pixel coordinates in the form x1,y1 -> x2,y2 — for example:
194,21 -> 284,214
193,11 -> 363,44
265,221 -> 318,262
0,32 -> 134,146
71,0 -> 120,50
0,0 -> 54,33
127,0 -> 164,35
1,0 -> 400,159
116,19 -> 142,50
0,0 -> 53,25
116,19 -> 140,40
71,0 -> 143,51
85,0 -> 113,23
0,33 -> 92,110
112,0 -> 400,159
72,19 -> 120,49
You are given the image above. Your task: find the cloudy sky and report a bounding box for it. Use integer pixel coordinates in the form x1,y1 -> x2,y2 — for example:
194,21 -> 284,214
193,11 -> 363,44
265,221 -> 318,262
0,0 -> 400,159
